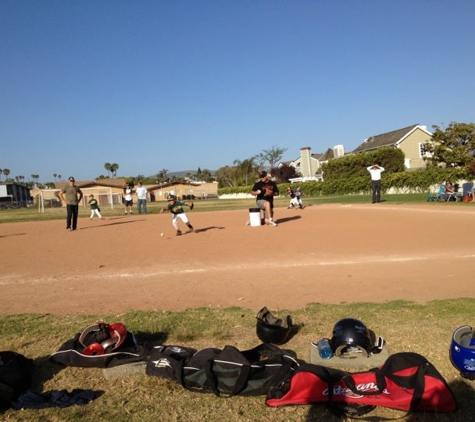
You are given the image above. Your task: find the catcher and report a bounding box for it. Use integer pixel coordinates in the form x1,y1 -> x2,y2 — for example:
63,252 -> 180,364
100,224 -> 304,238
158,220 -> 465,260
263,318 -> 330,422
159,194 -> 195,236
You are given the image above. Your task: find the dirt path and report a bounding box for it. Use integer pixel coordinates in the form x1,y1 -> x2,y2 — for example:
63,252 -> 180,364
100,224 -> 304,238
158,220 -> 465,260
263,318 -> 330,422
1,204 -> 474,315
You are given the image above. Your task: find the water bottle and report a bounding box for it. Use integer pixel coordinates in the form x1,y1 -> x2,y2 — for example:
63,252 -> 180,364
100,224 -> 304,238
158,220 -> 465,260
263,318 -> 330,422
316,338 -> 333,359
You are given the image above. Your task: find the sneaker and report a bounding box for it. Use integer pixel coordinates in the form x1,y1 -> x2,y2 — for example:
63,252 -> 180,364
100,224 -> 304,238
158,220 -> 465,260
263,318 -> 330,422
176,230 -> 182,236
269,219 -> 278,227
187,224 -> 194,232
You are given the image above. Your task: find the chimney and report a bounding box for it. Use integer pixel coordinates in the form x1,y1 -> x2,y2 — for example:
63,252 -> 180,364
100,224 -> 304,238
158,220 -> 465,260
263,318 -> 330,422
333,144 -> 344,158
300,147 -> 313,177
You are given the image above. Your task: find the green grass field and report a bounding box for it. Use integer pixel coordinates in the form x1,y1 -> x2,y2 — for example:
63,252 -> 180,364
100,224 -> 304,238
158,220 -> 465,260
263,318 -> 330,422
1,301 -> 474,421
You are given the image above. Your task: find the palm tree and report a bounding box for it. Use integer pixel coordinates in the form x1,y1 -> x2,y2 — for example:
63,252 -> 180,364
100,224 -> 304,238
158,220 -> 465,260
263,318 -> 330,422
158,169 -> 168,183
233,157 -> 258,186
110,163 -> 119,177
0,169 -> 3,182
53,173 -> 57,182
104,163 -> 112,178
58,174 -> 61,182
3,168 -> 10,181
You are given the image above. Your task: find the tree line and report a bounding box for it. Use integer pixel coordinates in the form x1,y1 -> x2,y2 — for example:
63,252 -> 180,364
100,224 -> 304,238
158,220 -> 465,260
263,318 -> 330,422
3,122 -> 474,190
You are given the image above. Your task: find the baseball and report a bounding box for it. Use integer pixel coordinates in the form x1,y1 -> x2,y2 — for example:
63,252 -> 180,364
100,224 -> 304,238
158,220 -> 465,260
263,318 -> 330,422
160,233 -> 164,237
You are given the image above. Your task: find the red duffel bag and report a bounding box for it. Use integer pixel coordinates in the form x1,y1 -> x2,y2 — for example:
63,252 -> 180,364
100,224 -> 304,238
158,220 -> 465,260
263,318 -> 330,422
266,352 -> 456,416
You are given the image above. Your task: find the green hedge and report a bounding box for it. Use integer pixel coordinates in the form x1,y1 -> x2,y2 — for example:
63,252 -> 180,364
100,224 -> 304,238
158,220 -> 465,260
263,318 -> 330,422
218,168 -> 472,196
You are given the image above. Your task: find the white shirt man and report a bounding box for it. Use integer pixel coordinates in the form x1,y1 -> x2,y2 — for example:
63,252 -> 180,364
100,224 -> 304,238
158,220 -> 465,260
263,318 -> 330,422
367,164 -> 385,203
135,183 -> 148,214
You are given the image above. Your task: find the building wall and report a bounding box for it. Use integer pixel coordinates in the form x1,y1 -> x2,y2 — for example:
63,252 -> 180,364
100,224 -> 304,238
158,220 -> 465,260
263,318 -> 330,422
399,128 -> 432,169
151,182 -> 218,201
1,183 -> 32,206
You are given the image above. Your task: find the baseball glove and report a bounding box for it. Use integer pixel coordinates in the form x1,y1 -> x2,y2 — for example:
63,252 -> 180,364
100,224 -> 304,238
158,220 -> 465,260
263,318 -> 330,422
189,202 -> 194,210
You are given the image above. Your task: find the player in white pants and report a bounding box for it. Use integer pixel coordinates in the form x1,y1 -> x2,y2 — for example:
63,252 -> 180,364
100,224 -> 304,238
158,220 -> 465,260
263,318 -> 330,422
159,194 -> 194,236
88,194 -> 103,219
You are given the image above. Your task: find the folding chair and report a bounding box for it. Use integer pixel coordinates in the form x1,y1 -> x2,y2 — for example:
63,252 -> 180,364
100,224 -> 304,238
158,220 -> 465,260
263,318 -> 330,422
445,183 -> 460,202
462,182 -> 474,198
436,184 -> 446,201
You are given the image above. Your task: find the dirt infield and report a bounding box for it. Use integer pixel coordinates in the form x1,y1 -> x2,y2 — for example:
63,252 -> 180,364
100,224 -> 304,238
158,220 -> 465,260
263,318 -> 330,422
1,203 -> 474,315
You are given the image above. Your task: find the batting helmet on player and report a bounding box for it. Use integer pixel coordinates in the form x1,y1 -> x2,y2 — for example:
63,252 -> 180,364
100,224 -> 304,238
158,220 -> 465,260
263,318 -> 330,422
167,194 -> 176,200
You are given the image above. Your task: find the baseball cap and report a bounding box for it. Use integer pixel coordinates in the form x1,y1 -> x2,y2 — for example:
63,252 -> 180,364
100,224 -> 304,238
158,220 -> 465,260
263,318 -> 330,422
259,171 -> 267,178
69,177 -> 75,181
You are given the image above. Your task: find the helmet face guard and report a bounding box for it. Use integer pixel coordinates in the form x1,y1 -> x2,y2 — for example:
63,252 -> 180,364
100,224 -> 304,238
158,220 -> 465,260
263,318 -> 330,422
256,307 -> 292,345
450,325 -> 475,380
331,318 -> 372,358
79,322 -> 127,356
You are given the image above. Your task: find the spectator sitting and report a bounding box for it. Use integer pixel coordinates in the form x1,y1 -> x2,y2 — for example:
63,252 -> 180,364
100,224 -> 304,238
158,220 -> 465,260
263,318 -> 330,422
442,180 -> 455,201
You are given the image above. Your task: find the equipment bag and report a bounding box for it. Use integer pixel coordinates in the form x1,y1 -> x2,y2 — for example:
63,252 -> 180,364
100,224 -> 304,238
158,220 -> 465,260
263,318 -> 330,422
146,343 -> 302,397
49,323 -> 149,368
0,351 -> 34,409
266,352 -> 456,415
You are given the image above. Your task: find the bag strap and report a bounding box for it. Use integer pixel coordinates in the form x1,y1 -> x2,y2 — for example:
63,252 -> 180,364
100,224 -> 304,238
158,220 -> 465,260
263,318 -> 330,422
343,353 -> 427,416
408,362 -> 426,411
379,352 -> 428,412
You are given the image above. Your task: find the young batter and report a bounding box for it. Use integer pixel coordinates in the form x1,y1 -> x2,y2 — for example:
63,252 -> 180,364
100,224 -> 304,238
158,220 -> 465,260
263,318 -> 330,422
159,194 -> 194,236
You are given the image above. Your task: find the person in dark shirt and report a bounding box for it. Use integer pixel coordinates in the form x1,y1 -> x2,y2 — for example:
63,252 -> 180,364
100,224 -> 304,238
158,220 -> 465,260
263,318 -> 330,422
251,171 -> 279,226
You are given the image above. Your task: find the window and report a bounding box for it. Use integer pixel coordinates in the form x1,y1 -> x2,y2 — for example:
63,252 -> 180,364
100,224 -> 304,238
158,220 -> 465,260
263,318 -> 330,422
419,143 -> 432,158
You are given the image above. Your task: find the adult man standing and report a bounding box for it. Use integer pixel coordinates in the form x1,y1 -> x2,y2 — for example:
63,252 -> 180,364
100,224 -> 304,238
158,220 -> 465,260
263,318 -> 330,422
367,164 -> 385,203
135,182 -> 148,214
59,176 -> 83,230
251,171 -> 279,226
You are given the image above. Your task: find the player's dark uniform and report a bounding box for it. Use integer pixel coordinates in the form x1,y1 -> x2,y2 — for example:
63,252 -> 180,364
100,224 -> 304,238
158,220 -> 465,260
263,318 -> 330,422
252,179 -> 279,210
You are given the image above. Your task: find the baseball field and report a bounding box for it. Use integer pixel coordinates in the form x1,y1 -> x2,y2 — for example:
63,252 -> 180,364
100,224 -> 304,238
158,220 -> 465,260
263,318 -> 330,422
1,201 -> 475,421
1,203 -> 474,314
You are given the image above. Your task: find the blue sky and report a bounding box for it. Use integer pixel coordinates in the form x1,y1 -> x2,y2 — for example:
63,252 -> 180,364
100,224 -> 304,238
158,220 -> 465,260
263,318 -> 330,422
1,0 -> 474,182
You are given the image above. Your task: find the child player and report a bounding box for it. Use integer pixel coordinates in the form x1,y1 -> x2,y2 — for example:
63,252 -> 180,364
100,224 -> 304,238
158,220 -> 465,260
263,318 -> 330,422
159,195 -> 195,236
88,194 -> 103,220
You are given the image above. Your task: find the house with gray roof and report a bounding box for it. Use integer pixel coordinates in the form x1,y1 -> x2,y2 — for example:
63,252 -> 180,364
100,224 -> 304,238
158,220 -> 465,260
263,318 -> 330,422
352,124 -> 433,169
